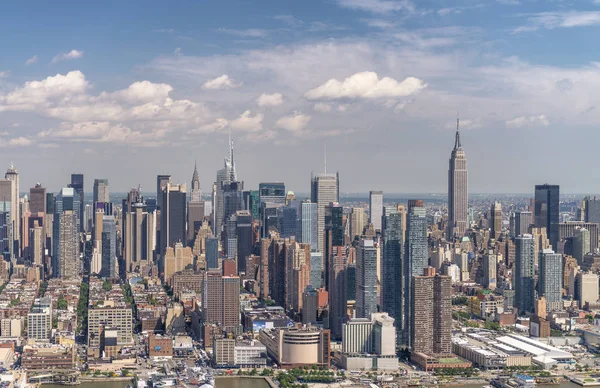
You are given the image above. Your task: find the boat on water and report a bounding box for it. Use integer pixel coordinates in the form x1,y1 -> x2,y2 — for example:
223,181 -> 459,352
514,374 -> 537,388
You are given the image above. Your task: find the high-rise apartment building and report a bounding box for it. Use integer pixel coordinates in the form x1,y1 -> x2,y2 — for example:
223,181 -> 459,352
28,297 -> 52,342
369,191 -> 383,232
534,184 -> 560,250
285,241 -> 311,314
381,207 -> 405,340
404,205 -> 428,346
515,234 -> 536,314
204,273 -> 240,334
87,308 -> 133,347
483,250 -> 497,290
53,188 -> 81,279
573,227 -> 591,265
577,272 -> 599,308
410,271 -> 452,356
538,249 -> 562,311
447,123 -> 468,239
310,172 -> 339,254
123,202 -> 155,272
356,239 -> 378,319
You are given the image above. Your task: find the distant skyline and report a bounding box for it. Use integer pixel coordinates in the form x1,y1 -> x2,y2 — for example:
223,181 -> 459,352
1,1 -> 600,193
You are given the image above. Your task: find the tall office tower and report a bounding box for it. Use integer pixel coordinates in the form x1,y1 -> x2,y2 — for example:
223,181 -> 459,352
403,205 -> 428,346
29,184 -> 46,214
310,171 -> 339,254
54,210 -> 80,279
277,202 -> 299,238
214,138 -> 237,239
534,184 -> 560,250
328,246 -> 348,340
222,179 -> 244,232
5,165 -> 19,257
285,241 -> 311,314
190,161 -> 202,203
538,249 -> 562,311
302,286 -> 318,324
577,272 -> 599,308
259,182 -> 286,210
583,197 -> 600,224
70,174 -> 84,232
234,210 -> 253,272
356,239 -> 378,319
101,215 -> 117,278
0,180 -> 13,258
156,175 -> 171,211
123,202 -> 155,272
93,178 -> 109,213
447,121 -> 468,240
573,227 -> 591,264
382,209 -> 405,339
369,191 -> 384,232
28,296 -> 52,342
204,273 -> 240,334
326,202 -> 344,246
490,202 -> 502,239
163,242 -> 193,283
310,252 -> 322,288
515,234 -> 536,314
300,201 -> 318,251
159,182 -> 187,255
483,250 -> 497,290
513,211 -> 532,238
410,271 -> 452,355
187,201 -> 205,244
350,207 -> 367,240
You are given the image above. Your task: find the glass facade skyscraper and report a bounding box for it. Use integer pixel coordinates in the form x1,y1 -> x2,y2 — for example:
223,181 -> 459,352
534,184 -> 560,250
515,234 -> 535,314
356,239 -> 378,319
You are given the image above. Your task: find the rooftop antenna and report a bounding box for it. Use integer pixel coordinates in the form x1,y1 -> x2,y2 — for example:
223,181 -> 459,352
324,143 -> 327,174
454,111 -> 461,149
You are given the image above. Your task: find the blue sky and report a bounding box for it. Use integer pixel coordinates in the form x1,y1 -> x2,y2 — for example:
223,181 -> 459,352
0,0 -> 600,194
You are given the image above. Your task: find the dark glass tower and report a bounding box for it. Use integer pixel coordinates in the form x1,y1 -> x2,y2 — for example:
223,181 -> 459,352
70,174 -> 84,232
534,184 -> 560,250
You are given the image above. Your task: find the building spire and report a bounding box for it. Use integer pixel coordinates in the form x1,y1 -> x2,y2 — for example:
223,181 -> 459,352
454,114 -> 461,150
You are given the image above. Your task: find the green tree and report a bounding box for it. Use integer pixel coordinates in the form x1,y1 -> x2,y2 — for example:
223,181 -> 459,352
102,280 -> 113,292
57,295 -> 68,310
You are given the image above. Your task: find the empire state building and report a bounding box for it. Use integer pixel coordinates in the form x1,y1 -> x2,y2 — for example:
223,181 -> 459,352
447,120 -> 468,240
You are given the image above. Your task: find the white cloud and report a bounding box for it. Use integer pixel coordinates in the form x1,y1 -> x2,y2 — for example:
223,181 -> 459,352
336,0 -> 415,14
514,11 -> 600,33
506,115 -> 550,128
218,28 -> 268,38
0,137 -> 33,147
304,71 -> 426,101
174,47 -> 183,56
51,49 -> 84,63
25,55 -> 38,65
314,103 -> 332,112
0,71 -> 7,78
256,93 -> 284,107
202,74 -> 242,90
276,112 -> 312,133
191,118 -> 229,133
229,110 -> 263,132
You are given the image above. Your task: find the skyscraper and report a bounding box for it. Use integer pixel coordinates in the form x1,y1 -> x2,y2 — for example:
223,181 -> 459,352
235,210 -> 253,273
483,250 -> 497,290
447,121 -> 468,239
259,182 -> 286,209
188,162 -> 205,243
206,237 -> 219,269
534,184 -> 560,250
156,175 -> 171,211
4,165 -> 19,257
328,246 -> 348,340
381,207 -> 405,340
300,201 -> 318,251
310,172 -> 339,254
93,179 -> 109,207
70,174 -> 84,232
582,196 -> 600,224
356,239 -> 378,319
123,202 -> 155,272
515,234 -> 536,314
214,137 -> 237,239
190,161 -> 202,203
160,183 -> 187,254
0,180 -> 13,258
101,215 -> 117,278
350,207 -> 367,240
29,184 -> 46,215
490,201 -> 502,239
204,273 -> 240,334
403,204 -> 428,346
513,211 -> 532,238
538,249 -> 562,311
55,210 -> 79,279
369,191 -> 383,232
410,271 -> 452,356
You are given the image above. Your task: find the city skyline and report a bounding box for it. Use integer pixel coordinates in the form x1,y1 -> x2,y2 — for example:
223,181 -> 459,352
1,1 -> 600,192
